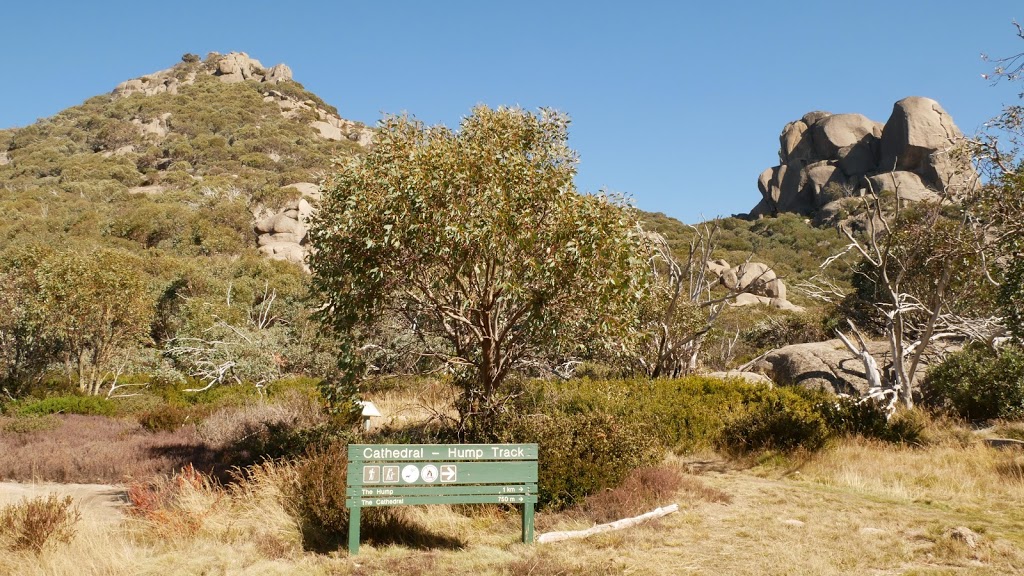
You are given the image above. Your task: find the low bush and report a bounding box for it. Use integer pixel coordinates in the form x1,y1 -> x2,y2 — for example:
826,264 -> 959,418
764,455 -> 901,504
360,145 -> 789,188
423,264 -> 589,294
718,388 -> 831,455
0,414 -> 214,483
17,395 -> 117,417
0,494 -> 81,555
519,377 -> 922,458
817,398 -> 925,444
287,439 -> 351,551
138,404 -> 193,432
1,415 -> 61,434
126,464 -> 212,539
580,464 -> 685,524
517,376 -> 745,453
197,393 -> 327,466
921,343 -> 1024,421
486,410 -> 661,510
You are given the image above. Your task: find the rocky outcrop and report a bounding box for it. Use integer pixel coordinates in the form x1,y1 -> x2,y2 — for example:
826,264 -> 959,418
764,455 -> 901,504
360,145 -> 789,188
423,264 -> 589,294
752,97 -> 974,217
753,339 -> 891,396
263,90 -> 374,147
112,52 -> 373,148
752,337 -> 951,396
879,96 -> 974,193
131,113 -> 172,139
706,259 -> 804,312
254,186 -> 320,269
104,53 -> 374,270
113,52 -> 291,97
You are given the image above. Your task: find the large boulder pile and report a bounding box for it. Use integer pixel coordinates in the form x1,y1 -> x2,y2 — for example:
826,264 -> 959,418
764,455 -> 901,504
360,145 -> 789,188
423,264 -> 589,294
706,259 -> 803,312
254,183 -> 320,270
751,97 -> 973,217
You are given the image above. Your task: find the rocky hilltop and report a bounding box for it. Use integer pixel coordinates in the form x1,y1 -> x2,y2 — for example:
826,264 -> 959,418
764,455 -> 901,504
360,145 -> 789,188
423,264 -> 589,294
114,51 -> 374,148
103,52 -> 378,269
752,96 -> 975,218
0,51 -> 381,272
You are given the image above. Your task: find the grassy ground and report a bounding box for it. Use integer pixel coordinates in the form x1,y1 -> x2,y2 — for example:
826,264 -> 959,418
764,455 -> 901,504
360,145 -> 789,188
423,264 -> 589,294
2,379 -> 1021,574
1,437 -> 1021,575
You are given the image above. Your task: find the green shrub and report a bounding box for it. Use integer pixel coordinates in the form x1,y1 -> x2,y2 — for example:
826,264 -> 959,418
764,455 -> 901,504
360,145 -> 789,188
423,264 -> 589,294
514,376 -> 918,460
17,395 -> 117,417
287,438 -> 395,552
817,398 -> 925,444
741,311 -> 829,352
518,376 -> 765,453
921,343 -> 1024,421
718,389 -> 831,455
1,415 -> 62,434
486,410 -> 661,510
267,376 -> 324,403
886,409 -> 928,444
137,404 -> 192,432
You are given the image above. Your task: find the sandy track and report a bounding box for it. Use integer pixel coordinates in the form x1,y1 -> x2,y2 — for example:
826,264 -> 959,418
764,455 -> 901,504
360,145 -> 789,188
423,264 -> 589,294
0,482 -> 128,523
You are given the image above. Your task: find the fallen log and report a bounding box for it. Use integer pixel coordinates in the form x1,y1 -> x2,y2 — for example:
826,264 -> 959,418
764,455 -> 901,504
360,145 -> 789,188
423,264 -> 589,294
537,503 -> 679,543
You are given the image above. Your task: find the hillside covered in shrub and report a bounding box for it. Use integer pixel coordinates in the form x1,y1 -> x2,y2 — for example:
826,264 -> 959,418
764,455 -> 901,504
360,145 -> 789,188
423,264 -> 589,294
0,52 -> 857,401
0,53 -> 371,398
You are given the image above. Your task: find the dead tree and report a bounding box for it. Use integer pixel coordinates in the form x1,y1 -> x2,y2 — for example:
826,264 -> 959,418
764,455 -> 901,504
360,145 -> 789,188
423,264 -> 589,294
636,220 -> 754,377
805,167 -> 1001,410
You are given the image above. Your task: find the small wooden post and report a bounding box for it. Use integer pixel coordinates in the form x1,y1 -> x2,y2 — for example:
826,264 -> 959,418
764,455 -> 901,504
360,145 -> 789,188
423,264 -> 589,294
348,505 -> 361,555
522,502 -> 535,543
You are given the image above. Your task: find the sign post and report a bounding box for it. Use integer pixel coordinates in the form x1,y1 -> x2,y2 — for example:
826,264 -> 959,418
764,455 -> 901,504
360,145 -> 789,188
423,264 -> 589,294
346,443 -> 538,555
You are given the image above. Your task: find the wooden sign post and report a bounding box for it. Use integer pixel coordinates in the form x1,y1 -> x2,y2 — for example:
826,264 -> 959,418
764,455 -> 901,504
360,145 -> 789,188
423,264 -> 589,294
346,443 -> 538,555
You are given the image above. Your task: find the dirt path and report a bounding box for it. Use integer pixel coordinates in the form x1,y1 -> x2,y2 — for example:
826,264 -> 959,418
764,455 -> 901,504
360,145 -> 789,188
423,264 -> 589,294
0,482 -> 128,523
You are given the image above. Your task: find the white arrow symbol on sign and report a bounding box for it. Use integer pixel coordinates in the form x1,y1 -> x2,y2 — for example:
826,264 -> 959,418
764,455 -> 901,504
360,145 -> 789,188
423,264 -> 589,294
440,465 -> 456,482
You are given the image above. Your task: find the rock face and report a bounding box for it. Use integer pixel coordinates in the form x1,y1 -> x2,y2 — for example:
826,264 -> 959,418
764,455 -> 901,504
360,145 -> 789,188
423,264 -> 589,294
754,339 -> 891,396
752,97 -> 973,217
706,259 -> 803,312
706,371 -> 774,386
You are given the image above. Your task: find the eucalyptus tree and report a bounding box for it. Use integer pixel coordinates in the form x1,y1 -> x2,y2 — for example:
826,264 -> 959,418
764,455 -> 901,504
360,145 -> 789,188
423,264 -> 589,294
309,106 -> 650,432
980,22 -> 1024,340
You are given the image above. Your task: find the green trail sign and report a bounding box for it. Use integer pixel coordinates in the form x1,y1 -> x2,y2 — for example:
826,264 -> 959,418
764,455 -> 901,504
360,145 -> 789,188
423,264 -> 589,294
346,443 -> 538,555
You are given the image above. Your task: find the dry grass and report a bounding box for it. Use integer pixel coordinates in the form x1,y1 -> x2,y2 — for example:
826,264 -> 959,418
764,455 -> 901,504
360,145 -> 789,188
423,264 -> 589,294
0,493 -> 81,555
1,423 -> 1022,574
800,437 -> 1024,506
579,462 -> 729,524
0,461 -> 317,576
363,378 -> 458,431
0,393 -> 325,485
197,393 -> 325,448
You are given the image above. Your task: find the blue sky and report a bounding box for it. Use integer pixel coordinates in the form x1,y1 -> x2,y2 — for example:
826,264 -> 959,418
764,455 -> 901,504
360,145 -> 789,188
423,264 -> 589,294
2,1 -> 1021,223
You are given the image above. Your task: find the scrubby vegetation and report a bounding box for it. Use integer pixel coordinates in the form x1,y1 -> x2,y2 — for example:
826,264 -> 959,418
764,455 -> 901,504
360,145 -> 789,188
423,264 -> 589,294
922,343 -> 1024,421
0,375 -> 1022,574
0,69 -> 358,402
